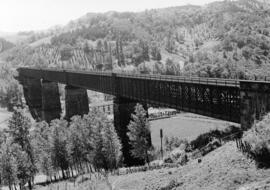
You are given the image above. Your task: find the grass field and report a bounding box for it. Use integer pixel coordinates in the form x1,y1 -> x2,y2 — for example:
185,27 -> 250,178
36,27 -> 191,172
150,112 -> 238,148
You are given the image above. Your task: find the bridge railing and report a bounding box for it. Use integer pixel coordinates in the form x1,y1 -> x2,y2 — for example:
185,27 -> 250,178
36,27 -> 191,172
116,73 -> 240,87
18,67 -> 270,86
18,67 -> 241,88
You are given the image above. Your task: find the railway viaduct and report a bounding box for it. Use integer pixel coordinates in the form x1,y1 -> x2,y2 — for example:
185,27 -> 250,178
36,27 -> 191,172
17,67 -> 270,166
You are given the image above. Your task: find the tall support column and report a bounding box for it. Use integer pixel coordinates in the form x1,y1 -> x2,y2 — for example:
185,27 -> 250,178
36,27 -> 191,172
41,80 -> 61,123
65,85 -> 89,120
113,97 -> 151,166
240,81 -> 270,129
22,77 -> 42,121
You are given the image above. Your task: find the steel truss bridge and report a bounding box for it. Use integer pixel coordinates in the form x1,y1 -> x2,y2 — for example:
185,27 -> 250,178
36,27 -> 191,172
18,68 -> 241,123
18,67 -> 270,166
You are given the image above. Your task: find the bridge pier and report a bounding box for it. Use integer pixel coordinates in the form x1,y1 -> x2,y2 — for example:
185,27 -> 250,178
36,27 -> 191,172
41,80 -> 61,123
240,81 -> 270,129
21,77 -> 42,121
113,97 -> 151,166
65,85 -> 89,120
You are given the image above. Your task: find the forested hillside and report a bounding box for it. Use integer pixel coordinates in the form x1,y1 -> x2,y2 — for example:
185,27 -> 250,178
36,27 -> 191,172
1,0 -> 270,78
46,0 -> 270,78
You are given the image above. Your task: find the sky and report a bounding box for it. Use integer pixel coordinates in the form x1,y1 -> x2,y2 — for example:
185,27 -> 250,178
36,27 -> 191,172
0,0 -> 221,33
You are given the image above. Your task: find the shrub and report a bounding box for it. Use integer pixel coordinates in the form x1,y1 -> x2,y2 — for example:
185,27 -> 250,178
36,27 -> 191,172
190,125 -> 242,150
160,179 -> 182,190
201,138 -> 222,156
164,157 -> 173,164
190,133 -> 212,150
177,153 -> 188,165
164,136 -> 188,152
243,114 -> 270,168
163,148 -> 188,165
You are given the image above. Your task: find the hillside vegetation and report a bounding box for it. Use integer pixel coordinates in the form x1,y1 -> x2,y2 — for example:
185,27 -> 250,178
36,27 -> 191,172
1,0 -> 270,79
109,141 -> 270,190
31,141 -> 270,190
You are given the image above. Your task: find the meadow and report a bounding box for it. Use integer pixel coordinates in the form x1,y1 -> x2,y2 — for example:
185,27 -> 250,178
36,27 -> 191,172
150,112 -> 237,148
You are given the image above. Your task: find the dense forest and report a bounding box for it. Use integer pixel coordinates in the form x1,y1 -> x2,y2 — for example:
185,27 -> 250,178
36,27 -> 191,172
0,0 -> 270,110
47,0 -> 270,78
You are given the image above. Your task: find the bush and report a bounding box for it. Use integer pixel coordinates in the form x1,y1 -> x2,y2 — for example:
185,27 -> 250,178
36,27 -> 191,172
177,153 -> 188,165
160,179 -> 182,190
201,138 -> 222,156
190,133 -> 212,150
163,148 -> 188,165
164,157 -> 174,164
164,136 -> 188,152
243,114 -> 270,168
190,125 -> 242,150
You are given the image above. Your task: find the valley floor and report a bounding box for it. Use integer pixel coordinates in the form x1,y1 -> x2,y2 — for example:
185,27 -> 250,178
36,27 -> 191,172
150,112 -> 236,148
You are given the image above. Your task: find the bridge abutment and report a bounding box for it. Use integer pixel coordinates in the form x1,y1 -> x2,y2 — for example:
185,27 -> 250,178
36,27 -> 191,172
240,81 -> 270,129
21,77 -> 42,121
41,80 -> 61,123
65,85 -> 89,120
113,96 -> 151,166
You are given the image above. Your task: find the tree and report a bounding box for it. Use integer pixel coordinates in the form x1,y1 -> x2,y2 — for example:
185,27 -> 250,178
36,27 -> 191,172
0,64 -> 23,111
49,119 -> 70,179
11,144 -> 34,189
92,113 -> 106,170
116,39 -> 125,66
60,45 -> 73,61
127,104 -> 152,165
150,43 -> 162,61
165,58 -> 176,75
0,141 -> 17,190
8,108 -> 31,150
68,115 -> 93,173
243,113 -> 270,168
81,109 -> 122,171
165,34 -> 176,53
83,42 -> 91,54
5,81 -> 23,111
156,51 -> 162,61
101,121 -> 122,171
139,40 -> 150,61
96,39 -> 103,51
31,121 -> 53,181
7,108 -> 35,189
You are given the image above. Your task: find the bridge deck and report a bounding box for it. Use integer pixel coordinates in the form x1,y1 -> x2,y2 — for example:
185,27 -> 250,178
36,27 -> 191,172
18,68 -> 240,87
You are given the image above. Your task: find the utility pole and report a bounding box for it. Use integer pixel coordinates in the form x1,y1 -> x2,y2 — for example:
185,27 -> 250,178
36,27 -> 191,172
160,129 -> 163,160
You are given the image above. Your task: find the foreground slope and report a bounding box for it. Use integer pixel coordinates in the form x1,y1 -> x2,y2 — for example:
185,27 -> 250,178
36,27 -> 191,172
110,142 -> 270,190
